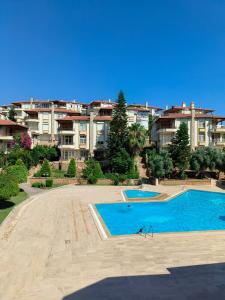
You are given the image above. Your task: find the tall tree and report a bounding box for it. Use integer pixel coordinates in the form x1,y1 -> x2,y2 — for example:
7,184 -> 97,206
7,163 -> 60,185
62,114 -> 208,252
169,122 -> 191,178
128,123 -> 146,157
108,91 -> 129,158
148,115 -> 156,144
8,106 -> 16,121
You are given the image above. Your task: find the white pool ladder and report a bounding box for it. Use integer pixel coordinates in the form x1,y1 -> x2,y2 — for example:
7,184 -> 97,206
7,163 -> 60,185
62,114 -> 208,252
138,224 -> 154,238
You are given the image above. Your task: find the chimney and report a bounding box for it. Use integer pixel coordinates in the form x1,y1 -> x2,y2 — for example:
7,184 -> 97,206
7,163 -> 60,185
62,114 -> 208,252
145,101 -> 148,108
190,101 -> 195,109
182,101 -> 186,108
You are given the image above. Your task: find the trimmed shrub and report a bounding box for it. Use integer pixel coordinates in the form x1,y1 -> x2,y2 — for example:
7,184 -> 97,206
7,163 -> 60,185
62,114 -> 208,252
45,178 -> 53,187
6,163 -> 28,183
33,170 -> 41,177
83,159 -> 103,179
0,174 -> 20,200
40,159 -> 51,177
88,175 -> 97,184
119,174 -> 127,183
32,182 -> 45,188
65,158 -> 76,178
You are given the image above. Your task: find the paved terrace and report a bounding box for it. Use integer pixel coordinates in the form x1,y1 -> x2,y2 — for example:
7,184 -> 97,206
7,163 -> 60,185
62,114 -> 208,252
1,184 -> 225,299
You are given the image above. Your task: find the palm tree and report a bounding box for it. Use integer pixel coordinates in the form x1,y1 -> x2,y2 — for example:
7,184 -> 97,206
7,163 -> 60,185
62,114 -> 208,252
128,123 -> 147,157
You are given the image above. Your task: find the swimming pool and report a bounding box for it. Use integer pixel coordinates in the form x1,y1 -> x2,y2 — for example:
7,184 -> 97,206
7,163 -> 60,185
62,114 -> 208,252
124,189 -> 160,199
95,189 -> 225,236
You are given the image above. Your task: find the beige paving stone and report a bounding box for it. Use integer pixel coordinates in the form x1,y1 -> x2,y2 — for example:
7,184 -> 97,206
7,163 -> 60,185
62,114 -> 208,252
0,185 -> 225,299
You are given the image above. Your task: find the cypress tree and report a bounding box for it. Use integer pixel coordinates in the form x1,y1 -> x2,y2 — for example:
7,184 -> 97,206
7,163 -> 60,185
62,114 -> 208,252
40,159 -> 51,177
169,122 -> 191,177
66,158 -> 76,177
108,91 -> 129,158
8,106 -> 16,121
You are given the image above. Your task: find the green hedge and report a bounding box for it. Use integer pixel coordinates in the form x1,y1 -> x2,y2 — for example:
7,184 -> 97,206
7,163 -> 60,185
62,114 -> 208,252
0,174 -> 20,200
6,160 -> 28,183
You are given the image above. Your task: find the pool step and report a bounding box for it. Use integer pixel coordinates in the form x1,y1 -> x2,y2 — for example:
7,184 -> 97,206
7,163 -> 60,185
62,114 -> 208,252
152,193 -> 169,201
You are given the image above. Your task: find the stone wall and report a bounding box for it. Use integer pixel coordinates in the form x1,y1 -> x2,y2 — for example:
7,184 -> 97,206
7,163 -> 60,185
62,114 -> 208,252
159,179 -> 212,186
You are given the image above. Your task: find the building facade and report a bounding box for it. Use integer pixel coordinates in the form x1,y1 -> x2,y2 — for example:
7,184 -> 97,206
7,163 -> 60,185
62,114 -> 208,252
0,120 -> 28,153
155,102 -> 225,150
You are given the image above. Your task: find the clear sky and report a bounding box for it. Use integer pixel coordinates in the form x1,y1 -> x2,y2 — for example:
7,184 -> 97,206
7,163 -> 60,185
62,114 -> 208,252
1,0 -> 225,113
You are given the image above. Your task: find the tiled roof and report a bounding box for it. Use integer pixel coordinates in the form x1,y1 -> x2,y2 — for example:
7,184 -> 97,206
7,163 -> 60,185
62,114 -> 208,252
156,113 -> 214,122
164,106 -> 214,113
57,115 -> 112,122
128,104 -> 162,111
0,119 -> 28,128
24,108 -> 80,114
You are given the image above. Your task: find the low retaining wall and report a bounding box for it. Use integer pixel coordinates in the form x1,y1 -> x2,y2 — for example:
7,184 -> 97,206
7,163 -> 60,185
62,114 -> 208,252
29,177 -> 140,186
159,179 -> 212,186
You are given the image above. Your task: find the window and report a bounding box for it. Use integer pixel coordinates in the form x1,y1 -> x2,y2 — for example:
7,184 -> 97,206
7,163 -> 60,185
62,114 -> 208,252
97,122 -> 104,133
57,113 -> 64,119
222,134 -> 225,142
42,123 -> 49,132
64,135 -> 73,145
80,135 -> 86,144
198,120 -> 205,128
80,122 -> 87,131
42,112 -> 49,120
63,150 -> 74,160
96,135 -> 104,144
198,133 -> 205,142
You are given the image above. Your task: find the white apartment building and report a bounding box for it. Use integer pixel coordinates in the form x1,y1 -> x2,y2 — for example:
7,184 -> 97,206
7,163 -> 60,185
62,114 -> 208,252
2,99 -> 83,147
57,100 -> 114,160
127,103 -> 161,129
155,102 -> 225,150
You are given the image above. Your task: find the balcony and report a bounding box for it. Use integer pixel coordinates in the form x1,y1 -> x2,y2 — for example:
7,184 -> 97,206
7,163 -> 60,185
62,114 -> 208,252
58,128 -> 74,135
58,143 -> 75,149
25,117 -> 39,123
212,126 -> 225,133
0,135 -> 13,141
213,140 -> 225,147
157,128 -> 177,134
198,141 -> 206,146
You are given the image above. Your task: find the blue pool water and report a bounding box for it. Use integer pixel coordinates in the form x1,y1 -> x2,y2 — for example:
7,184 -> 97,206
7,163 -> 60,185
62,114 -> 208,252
96,190 -> 225,235
124,189 -> 160,199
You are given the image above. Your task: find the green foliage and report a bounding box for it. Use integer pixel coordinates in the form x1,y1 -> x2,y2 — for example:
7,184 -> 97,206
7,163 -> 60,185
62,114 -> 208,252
6,163 -> 28,183
147,150 -> 174,179
111,148 -> 132,174
127,159 -> 139,179
33,170 -> 41,177
8,106 -> 16,121
190,147 -> 223,177
8,148 -> 33,169
40,159 -> 51,177
32,182 -> 45,188
128,123 -> 146,157
88,175 -> 97,184
83,159 -> 103,179
65,158 -> 76,178
31,145 -> 59,165
0,173 -> 20,200
148,115 -> 156,143
45,178 -> 53,187
169,123 -> 191,177
108,91 -> 129,160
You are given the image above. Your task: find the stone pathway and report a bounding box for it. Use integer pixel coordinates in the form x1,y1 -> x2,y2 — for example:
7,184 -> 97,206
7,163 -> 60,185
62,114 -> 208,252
1,185 -> 225,300
19,182 -> 45,197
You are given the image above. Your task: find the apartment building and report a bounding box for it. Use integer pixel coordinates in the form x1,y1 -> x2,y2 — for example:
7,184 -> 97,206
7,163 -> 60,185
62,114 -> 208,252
0,119 -> 28,153
155,102 -> 225,150
127,103 -> 161,129
57,100 -> 114,160
3,99 -> 83,147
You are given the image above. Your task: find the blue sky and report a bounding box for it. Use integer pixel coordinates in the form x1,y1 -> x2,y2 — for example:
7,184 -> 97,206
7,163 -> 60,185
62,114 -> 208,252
1,0 -> 225,113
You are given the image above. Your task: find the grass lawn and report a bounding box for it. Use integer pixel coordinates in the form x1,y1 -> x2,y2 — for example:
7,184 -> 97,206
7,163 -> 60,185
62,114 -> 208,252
0,191 -> 28,224
52,168 -> 66,178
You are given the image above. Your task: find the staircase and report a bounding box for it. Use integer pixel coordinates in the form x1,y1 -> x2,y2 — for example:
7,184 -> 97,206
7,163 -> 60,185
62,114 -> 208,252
136,156 -> 148,181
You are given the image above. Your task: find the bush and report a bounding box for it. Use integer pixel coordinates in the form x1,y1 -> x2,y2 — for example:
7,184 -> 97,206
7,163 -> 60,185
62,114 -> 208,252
40,159 -> 51,177
88,175 -> 97,184
31,145 -> 59,165
0,174 -> 20,200
8,148 -> 33,169
33,170 -> 41,177
111,148 -> 132,174
6,163 -> 28,183
45,178 -> 53,187
65,158 -> 76,177
83,159 -> 103,179
32,182 -> 45,188
127,160 -> 139,179
119,174 -> 127,183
